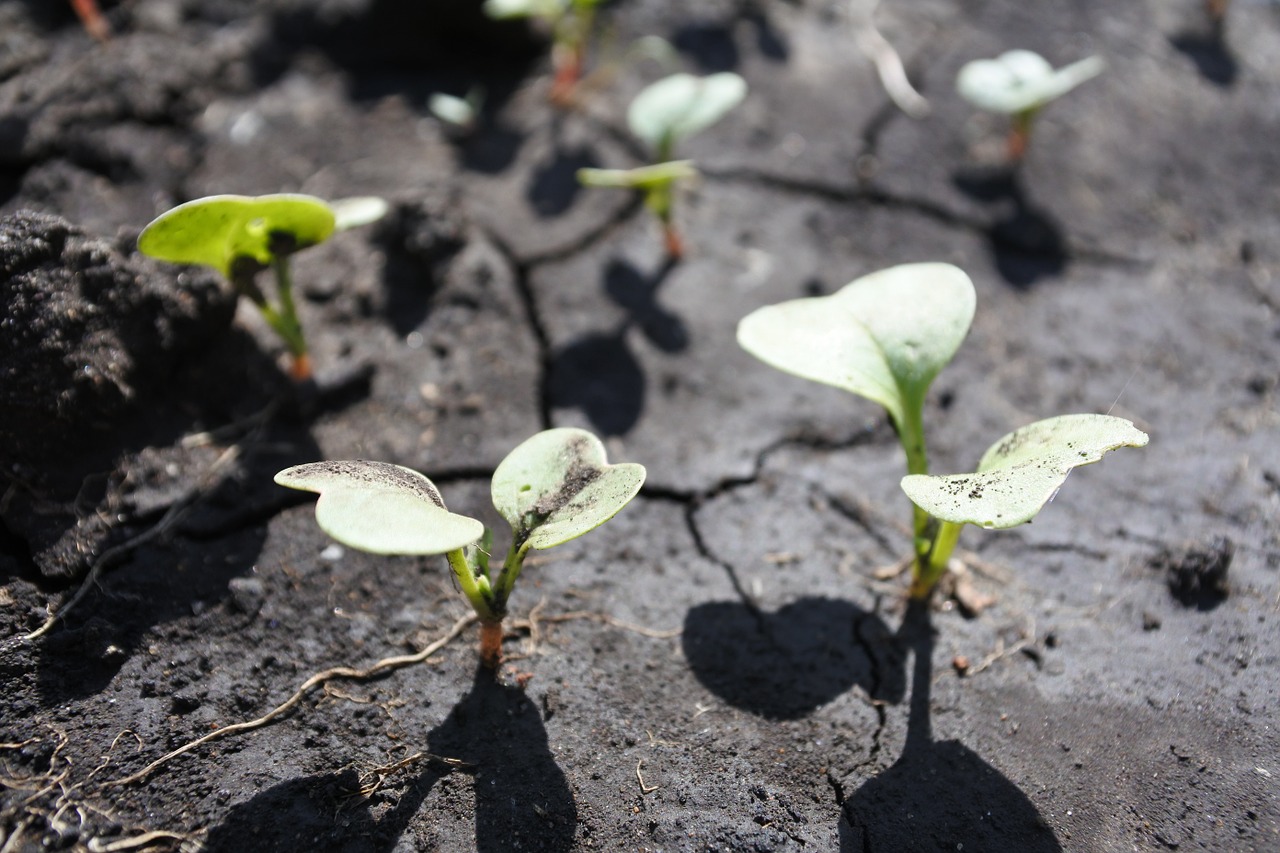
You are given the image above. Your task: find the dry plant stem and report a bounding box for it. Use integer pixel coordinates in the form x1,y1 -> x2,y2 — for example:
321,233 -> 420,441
106,612 -> 477,786
478,619 -> 505,669
70,0 -> 110,42
1206,0 -> 1231,21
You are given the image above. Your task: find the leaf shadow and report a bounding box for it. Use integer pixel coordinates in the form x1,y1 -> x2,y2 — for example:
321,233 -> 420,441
201,666 -> 575,852
1169,19 -> 1238,87
838,601 -> 1062,851
952,166 -> 1066,289
681,597 -> 905,720
547,256 -> 685,436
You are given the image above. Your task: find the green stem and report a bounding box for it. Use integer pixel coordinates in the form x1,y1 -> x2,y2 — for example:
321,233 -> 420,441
910,520 -> 963,599
447,548 -> 497,621
269,256 -> 308,360
490,540 -> 531,613
895,401 -> 931,554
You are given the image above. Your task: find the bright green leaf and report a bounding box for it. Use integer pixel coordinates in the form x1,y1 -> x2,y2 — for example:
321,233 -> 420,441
736,263 -> 975,427
628,72 -> 747,155
492,428 -> 646,551
957,50 -> 1105,115
138,194 -> 336,278
899,414 -> 1149,529
275,461 -> 484,555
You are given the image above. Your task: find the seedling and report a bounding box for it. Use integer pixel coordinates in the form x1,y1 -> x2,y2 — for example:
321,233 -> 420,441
275,428 -> 645,669
138,193 -> 387,381
429,88 -> 485,134
484,0 -> 602,105
578,71 -> 747,258
736,262 -> 1147,599
956,50 -> 1105,162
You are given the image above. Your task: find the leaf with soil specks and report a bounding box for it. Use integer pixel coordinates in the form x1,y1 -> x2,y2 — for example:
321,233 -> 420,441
900,414 -> 1149,528
736,263 -> 974,428
274,461 -> 484,555
492,428 -> 645,550
138,194 -> 336,277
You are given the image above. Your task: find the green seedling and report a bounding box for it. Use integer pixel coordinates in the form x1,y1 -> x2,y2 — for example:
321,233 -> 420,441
138,193 -> 387,381
429,88 -> 485,134
578,71 -> 747,258
484,0 -> 602,106
275,428 -> 645,669
956,50 -> 1104,162
736,262 -> 1147,599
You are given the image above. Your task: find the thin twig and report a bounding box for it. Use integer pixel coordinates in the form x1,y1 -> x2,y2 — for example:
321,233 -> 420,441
635,759 -> 658,794
106,613 -> 476,786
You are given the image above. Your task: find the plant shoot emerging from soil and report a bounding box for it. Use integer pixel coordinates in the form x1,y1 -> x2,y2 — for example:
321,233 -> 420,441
484,0 -> 602,105
578,71 -> 747,258
957,50 -> 1105,162
138,193 -> 387,381
275,428 -> 645,669
736,262 -> 1148,598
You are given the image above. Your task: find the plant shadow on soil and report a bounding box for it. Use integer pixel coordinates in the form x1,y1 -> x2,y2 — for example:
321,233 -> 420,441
682,596 -> 906,720
1169,19 -> 1239,87
952,167 -> 1067,290
838,601 -> 1061,851
549,256 -> 687,436
203,666 -> 575,853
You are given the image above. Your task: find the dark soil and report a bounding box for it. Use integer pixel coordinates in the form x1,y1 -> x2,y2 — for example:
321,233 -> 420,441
2,1 -> 1278,851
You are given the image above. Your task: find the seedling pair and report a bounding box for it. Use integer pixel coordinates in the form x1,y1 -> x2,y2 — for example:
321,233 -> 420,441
276,428 -> 645,669
957,50 -> 1104,162
578,72 -> 747,258
737,262 -> 1148,599
138,194 -> 387,381
484,0 -> 602,105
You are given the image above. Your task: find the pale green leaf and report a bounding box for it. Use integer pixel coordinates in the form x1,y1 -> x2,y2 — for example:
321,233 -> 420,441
736,263 -> 975,427
329,196 -> 389,231
900,414 -> 1149,528
492,428 -> 646,550
482,0 -> 567,20
628,72 -> 747,155
957,50 -> 1105,115
138,194 -> 336,278
275,461 -> 484,555
577,161 -> 697,191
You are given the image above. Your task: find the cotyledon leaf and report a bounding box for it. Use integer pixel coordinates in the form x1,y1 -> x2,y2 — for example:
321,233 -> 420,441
900,414 -> 1149,529
627,72 -> 747,154
956,50 -> 1105,115
138,194 -> 336,278
736,263 -> 975,427
275,461 -> 484,555
492,428 -> 646,551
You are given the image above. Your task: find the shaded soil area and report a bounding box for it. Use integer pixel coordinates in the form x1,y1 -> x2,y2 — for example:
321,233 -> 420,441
2,1 -> 1278,851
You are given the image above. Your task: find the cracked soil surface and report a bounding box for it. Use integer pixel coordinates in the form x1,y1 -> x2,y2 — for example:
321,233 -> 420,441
1,0 -> 1278,851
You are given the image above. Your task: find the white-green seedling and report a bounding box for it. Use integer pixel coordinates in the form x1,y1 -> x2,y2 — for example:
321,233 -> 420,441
956,50 -> 1104,161
429,89 -> 485,133
275,428 -> 646,669
737,262 -> 1147,599
577,72 -> 746,258
484,0 -> 602,105
138,193 -> 386,381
